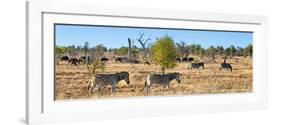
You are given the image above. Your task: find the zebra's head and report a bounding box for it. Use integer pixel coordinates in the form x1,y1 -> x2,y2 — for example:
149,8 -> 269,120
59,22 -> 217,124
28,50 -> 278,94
172,72 -> 181,83
118,71 -> 130,84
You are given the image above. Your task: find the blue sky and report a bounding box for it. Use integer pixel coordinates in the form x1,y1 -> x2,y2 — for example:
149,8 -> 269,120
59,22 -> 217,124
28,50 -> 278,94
55,24 -> 252,49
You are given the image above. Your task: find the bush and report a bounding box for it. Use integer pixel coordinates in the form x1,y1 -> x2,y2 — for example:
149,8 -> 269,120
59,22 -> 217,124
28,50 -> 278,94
152,35 -> 177,74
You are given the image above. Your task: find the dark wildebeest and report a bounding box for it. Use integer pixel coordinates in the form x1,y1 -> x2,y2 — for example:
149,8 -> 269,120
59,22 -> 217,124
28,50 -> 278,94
187,57 -> 194,62
79,56 -> 86,64
176,57 -> 182,63
220,56 -> 232,72
100,57 -> 109,62
132,60 -> 140,64
69,58 -> 79,66
182,57 -> 194,62
60,56 -> 69,62
145,61 -> 151,65
189,62 -> 205,69
182,57 -> 188,62
115,57 -> 122,63
115,57 -> 128,63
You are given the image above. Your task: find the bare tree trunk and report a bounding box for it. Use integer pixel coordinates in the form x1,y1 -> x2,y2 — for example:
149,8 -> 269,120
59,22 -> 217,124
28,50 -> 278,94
128,38 -> 132,62
137,33 -> 150,59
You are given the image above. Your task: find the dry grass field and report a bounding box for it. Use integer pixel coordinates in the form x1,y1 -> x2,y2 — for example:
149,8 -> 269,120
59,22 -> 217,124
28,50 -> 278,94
55,57 -> 252,100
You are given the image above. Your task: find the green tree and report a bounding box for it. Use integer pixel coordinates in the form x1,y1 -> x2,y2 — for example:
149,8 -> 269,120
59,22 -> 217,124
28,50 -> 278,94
95,44 -> 107,52
236,46 -> 244,56
131,45 -> 139,58
188,44 -> 202,56
152,35 -> 177,74
86,60 -> 106,77
206,45 -> 216,60
176,41 -> 186,58
55,46 -> 68,58
243,43 -> 253,57
225,45 -> 237,57
116,46 -> 128,56
216,46 -> 224,56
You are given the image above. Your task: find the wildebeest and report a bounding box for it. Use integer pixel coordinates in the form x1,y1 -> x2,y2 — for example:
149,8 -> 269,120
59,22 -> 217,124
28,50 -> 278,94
60,56 -> 69,62
115,57 -> 122,62
187,57 -> 194,62
176,57 -> 182,63
182,57 -> 194,62
182,57 -> 188,62
87,71 -> 130,95
100,57 -> 109,62
79,56 -> 86,64
144,61 -> 151,65
188,62 -> 205,69
131,60 -> 140,64
69,58 -> 79,66
115,57 -> 128,63
220,56 -> 232,72
144,72 -> 181,94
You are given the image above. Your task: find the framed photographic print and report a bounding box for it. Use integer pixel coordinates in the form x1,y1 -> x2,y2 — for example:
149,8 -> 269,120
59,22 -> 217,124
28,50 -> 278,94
26,1 -> 268,124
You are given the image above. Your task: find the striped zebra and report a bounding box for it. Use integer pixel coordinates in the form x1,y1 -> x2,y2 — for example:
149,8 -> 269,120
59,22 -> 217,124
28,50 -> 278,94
188,62 -> 204,70
144,73 -> 181,94
87,71 -> 130,95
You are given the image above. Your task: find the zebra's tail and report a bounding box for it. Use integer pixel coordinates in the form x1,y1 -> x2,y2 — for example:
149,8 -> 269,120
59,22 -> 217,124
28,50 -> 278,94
87,77 -> 96,93
140,74 -> 150,92
140,80 -> 147,92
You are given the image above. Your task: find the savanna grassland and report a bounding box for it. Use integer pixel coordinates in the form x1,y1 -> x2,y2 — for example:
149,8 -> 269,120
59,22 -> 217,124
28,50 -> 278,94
55,57 -> 252,100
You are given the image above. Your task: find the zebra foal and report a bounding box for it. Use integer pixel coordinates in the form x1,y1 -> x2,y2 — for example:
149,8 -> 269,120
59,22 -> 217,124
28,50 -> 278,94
144,73 -> 181,94
87,71 -> 130,95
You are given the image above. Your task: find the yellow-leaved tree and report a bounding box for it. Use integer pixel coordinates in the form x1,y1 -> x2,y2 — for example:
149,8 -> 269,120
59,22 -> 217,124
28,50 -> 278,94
152,35 -> 177,74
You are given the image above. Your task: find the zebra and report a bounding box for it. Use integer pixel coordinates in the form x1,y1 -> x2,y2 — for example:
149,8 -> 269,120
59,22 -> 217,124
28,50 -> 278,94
220,56 -> 232,72
144,73 -> 181,94
188,62 -> 204,69
87,71 -> 130,95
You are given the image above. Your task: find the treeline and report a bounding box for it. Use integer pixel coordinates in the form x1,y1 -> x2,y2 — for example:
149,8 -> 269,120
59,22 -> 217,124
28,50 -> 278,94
56,42 -> 252,59
175,42 -> 252,58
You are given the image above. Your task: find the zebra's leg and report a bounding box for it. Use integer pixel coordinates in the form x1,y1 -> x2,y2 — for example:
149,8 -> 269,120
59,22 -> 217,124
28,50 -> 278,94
146,85 -> 151,95
87,79 -> 93,93
98,85 -> 103,96
109,85 -> 116,96
162,85 -> 167,91
88,79 -> 96,93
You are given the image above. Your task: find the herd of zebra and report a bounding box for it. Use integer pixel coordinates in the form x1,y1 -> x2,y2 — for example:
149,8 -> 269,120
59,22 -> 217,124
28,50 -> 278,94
86,56 -> 233,96
87,71 -> 181,95
59,55 -> 233,96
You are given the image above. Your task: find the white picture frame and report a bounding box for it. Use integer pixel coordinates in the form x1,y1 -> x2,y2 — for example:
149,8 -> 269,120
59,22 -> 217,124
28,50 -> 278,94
26,1 -> 268,124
